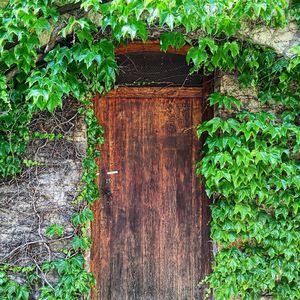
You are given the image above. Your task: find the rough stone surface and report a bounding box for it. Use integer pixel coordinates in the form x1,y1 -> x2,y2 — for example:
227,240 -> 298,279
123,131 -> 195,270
0,98 -> 86,265
217,72 -> 260,117
216,71 -> 282,118
241,21 -> 300,57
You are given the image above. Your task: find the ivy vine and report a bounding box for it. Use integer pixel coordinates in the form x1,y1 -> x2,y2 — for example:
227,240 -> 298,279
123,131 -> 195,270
0,0 -> 299,299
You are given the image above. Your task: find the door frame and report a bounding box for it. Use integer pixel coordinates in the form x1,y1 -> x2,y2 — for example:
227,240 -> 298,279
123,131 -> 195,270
90,40 -> 214,299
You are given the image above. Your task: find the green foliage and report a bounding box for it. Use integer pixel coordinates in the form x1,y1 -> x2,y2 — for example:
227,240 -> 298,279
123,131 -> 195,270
0,0 -> 299,299
72,207 -> 94,226
96,0 -> 288,39
0,92 -> 32,176
197,92 -> 299,298
22,159 -> 42,167
0,271 -> 29,300
45,224 -> 65,238
26,38 -> 117,112
160,32 -> 186,51
31,132 -> 64,141
39,254 -> 95,300
207,247 -> 300,300
208,92 -> 242,110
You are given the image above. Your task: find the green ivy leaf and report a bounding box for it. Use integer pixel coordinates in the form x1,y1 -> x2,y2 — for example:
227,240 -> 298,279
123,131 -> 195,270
45,224 -> 65,238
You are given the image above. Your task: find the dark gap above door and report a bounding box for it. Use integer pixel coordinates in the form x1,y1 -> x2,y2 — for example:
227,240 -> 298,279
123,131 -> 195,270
116,51 -> 203,87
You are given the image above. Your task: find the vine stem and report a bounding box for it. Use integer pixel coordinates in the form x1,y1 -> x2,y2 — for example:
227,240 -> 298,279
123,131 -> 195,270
0,235 -> 74,263
33,258 -> 55,290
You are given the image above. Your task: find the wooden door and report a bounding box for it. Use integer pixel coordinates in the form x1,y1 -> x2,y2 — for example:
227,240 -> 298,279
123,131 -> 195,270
91,87 -> 212,300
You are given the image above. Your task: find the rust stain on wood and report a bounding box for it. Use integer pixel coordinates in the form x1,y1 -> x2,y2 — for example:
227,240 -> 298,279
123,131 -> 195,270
91,87 -> 212,300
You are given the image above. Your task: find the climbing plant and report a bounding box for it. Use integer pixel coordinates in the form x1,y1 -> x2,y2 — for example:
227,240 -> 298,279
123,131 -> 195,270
0,0 -> 299,299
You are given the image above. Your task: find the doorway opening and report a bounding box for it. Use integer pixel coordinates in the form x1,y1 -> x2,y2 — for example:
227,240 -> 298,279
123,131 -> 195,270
91,41 -> 213,300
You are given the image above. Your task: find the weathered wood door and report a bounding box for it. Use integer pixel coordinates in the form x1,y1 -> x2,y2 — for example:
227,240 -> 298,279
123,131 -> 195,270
91,86 -> 212,300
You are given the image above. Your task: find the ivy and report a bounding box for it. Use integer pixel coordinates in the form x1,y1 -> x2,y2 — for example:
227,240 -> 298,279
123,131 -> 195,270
0,0 -> 299,299
197,91 -> 299,298
0,271 -> 29,300
160,32 -> 186,51
45,224 -> 65,239
39,254 -> 95,300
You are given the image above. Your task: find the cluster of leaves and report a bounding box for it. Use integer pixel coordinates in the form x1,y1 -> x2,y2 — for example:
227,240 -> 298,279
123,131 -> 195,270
27,37 -> 116,111
39,254 -> 95,300
0,271 -> 29,300
0,88 -> 32,176
31,131 -> 64,141
0,254 -> 95,300
197,89 -> 299,299
183,35 -> 300,91
93,0 -> 288,40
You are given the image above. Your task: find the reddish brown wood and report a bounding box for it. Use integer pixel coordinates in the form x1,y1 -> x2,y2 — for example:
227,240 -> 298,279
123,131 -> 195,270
116,40 -> 190,56
102,87 -> 203,99
91,87 -> 212,300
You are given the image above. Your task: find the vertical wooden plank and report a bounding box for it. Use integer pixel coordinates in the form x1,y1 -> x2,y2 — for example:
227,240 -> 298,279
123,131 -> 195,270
191,96 -> 212,299
91,93 -> 110,299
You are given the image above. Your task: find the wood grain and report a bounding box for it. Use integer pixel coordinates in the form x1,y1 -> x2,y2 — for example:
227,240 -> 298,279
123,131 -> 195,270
91,87 -> 212,300
101,87 -> 203,99
116,40 -> 190,56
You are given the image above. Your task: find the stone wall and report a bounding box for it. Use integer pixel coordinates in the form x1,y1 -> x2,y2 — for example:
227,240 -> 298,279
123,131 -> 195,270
0,98 -> 86,266
240,21 -> 299,58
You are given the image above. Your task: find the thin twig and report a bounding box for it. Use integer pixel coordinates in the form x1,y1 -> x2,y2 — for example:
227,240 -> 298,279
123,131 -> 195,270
33,258 -> 55,290
0,235 -> 73,263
